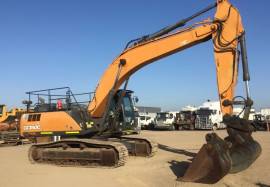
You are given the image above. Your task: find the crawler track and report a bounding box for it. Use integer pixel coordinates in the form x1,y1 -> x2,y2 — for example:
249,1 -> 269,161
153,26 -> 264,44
28,139 -> 128,168
28,135 -> 157,168
119,135 -> 158,157
0,131 -> 28,147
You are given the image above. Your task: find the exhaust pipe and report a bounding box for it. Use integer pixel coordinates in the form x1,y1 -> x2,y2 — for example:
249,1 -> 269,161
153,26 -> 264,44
180,115 -> 261,184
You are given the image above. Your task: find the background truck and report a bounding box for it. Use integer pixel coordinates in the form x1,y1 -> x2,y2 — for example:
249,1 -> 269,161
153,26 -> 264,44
195,101 -> 225,130
154,111 -> 177,130
174,106 -> 197,130
138,114 -> 154,130
252,114 -> 268,131
233,107 -> 256,120
250,108 -> 270,131
261,108 -> 270,119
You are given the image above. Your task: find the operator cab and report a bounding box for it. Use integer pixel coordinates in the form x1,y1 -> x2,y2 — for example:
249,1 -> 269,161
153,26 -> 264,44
109,90 -> 138,132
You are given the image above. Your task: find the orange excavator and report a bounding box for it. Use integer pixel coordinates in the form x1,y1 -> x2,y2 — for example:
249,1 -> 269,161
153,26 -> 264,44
20,0 -> 261,183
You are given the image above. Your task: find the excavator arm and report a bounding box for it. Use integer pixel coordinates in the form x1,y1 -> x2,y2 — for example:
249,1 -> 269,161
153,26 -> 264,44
88,0 -> 243,118
87,0 -> 261,183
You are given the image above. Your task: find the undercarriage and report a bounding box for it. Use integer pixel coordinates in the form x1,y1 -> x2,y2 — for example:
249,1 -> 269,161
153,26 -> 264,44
29,135 -> 157,168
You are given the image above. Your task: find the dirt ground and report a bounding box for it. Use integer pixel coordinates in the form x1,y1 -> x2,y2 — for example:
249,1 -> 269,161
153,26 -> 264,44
0,130 -> 269,187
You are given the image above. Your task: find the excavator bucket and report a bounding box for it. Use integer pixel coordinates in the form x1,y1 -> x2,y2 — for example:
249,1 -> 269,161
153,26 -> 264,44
180,116 -> 262,184
180,133 -> 231,184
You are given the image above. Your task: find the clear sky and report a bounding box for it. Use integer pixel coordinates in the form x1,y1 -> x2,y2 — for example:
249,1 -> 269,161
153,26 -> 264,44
0,0 -> 269,111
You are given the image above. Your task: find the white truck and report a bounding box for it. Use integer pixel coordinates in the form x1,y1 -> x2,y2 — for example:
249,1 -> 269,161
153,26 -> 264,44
261,108 -> 270,120
138,114 -> 154,130
154,111 -> 178,130
195,101 -> 225,130
233,107 -> 256,120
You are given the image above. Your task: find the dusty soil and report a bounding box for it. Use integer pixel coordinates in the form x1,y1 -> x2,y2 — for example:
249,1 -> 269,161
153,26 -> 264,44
0,130 -> 269,187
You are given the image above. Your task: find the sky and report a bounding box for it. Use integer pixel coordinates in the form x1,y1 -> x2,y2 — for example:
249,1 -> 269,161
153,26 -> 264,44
0,0 -> 269,111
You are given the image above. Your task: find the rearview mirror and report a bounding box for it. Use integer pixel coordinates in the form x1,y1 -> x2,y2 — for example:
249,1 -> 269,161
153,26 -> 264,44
134,96 -> 139,103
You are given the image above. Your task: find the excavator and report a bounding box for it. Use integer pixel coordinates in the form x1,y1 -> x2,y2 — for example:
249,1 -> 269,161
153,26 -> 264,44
0,104 -> 27,145
0,104 -> 25,124
20,0 -> 261,183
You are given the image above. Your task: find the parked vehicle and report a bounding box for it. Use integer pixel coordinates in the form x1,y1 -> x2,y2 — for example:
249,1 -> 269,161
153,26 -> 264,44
252,114 -> 268,131
0,105 -> 25,123
154,112 -> 177,130
133,107 -> 141,133
0,105 -> 28,146
233,107 -> 256,120
139,114 -> 154,130
195,101 -> 225,130
261,108 -> 270,116
174,106 -> 197,130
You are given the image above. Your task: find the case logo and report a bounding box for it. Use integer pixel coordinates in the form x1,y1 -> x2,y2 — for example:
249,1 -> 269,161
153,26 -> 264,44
23,124 -> 41,131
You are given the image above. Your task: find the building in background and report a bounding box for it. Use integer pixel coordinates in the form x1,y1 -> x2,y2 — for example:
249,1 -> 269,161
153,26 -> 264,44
136,106 -> 161,119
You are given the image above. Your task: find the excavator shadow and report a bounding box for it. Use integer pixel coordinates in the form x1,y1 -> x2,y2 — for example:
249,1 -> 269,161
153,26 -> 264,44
158,144 -> 196,178
159,144 -> 220,184
256,183 -> 270,187
168,160 -> 191,179
158,144 -> 197,158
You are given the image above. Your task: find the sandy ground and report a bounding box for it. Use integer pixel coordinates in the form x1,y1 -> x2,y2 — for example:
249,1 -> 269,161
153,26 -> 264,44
0,130 -> 269,187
